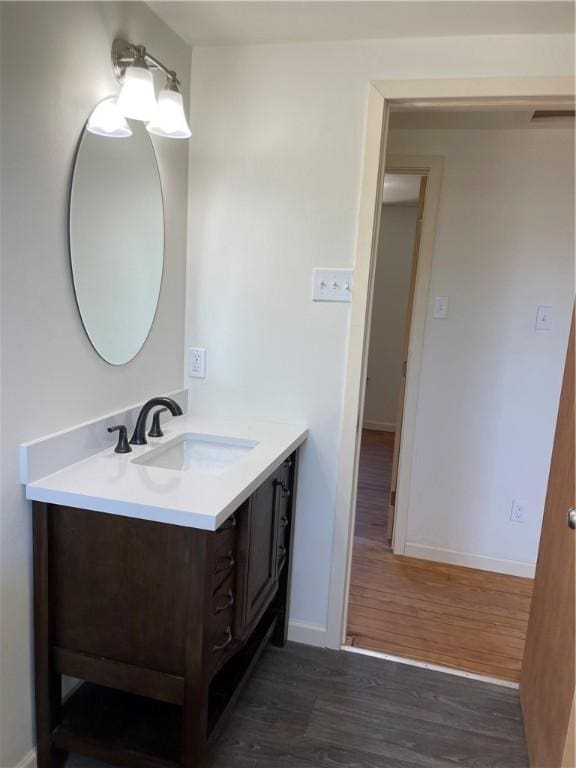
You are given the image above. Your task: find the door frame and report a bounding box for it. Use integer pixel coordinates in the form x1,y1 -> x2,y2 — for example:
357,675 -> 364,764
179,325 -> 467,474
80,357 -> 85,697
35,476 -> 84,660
325,76 -> 575,651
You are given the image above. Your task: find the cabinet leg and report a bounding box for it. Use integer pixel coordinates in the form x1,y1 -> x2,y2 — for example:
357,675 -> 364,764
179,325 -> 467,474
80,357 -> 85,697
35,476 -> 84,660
271,612 -> 288,647
270,571 -> 290,648
182,693 -> 207,768
33,503 -> 65,768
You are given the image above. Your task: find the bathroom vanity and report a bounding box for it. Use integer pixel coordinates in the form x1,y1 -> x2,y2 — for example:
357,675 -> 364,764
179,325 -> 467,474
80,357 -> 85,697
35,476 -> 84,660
27,414 -> 306,768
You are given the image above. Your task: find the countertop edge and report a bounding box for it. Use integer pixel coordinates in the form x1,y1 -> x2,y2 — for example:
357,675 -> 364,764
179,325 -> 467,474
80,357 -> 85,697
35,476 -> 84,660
26,428 -> 307,531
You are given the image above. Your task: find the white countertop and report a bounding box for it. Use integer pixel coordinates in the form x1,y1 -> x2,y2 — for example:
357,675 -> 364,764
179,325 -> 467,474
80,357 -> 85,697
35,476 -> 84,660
25,415 -> 308,530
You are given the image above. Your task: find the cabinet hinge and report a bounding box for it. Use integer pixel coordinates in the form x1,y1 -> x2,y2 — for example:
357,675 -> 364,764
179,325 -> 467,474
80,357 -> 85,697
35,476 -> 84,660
390,491 -> 396,507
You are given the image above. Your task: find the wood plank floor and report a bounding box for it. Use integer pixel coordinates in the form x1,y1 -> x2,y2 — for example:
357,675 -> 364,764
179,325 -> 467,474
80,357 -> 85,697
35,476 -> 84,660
348,430 -> 533,682
69,643 -> 529,768
354,429 -> 394,550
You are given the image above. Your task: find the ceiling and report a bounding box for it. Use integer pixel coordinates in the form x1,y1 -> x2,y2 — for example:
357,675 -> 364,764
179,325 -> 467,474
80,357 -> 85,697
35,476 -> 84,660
149,2 -> 574,47
382,173 -> 421,205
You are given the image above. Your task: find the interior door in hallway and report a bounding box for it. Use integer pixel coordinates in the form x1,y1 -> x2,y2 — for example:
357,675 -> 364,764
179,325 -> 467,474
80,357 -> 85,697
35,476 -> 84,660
520,310 -> 575,768
387,175 -> 426,542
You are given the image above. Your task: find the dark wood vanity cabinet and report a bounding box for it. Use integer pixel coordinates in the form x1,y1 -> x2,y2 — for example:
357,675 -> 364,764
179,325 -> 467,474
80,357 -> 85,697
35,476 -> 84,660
33,452 -> 298,768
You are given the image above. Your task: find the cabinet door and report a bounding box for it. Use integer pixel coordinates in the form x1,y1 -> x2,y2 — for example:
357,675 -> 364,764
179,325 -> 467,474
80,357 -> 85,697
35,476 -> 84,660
246,473 -> 280,626
236,472 -> 280,636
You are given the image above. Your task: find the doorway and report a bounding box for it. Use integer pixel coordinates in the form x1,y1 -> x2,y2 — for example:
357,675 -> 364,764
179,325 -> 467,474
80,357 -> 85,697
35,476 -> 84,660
338,90 -> 574,687
355,171 -> 425,552
327,80 -> 575,656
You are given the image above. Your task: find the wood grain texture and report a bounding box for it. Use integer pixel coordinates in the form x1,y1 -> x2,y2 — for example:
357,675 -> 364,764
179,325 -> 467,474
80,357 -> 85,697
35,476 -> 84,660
521,312 -> 575,768
33,503 -> 64,768
354,430 -> 394,550
349,431 -> 533,682
68,643 -> 529,768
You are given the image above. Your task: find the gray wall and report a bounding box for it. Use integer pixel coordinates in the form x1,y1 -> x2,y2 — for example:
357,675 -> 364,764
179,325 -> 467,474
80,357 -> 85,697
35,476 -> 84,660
0,4 -> 191,764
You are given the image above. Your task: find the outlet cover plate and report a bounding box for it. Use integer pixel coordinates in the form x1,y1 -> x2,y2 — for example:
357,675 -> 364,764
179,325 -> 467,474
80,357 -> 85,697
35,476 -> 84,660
510,499 -> 527,524
188,347 -> 206,378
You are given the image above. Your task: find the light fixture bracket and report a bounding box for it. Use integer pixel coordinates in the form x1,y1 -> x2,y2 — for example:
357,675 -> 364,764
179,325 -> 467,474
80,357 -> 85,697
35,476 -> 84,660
112,38 -> 181,89
112,38 -> 136,83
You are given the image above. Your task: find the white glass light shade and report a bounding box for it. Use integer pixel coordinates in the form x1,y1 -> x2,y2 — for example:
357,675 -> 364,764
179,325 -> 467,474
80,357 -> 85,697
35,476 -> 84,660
86,98 -> 132,138
117,66 -> 158,121
147,90 -> 192,139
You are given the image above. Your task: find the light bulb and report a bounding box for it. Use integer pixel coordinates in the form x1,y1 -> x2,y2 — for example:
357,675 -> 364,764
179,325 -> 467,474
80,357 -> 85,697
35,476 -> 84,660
147,89 -> 192,139
86,98 -> 132,138
117,65 -> 157,121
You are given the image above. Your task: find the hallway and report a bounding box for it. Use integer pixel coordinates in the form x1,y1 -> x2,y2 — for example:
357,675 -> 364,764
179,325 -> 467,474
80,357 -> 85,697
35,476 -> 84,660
347,430 -> 533,682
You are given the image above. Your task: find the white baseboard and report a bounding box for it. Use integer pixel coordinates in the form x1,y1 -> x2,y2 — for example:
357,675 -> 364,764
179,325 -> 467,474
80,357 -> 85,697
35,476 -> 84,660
403,542 -> 535,579
363,420 -> 396,432
12,748 -> 36,768
287,621 -> 326,648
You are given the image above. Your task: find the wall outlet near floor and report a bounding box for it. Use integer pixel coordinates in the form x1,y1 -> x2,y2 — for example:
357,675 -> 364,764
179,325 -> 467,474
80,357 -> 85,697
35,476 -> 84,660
188,347 -> 206,378
510,499 -> 527,524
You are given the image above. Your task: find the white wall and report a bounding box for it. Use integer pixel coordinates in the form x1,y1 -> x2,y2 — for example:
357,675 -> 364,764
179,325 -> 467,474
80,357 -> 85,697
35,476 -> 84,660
364,205 -> 417,430
0,4 -> 191,764
186,32 -> 574,643
388,126 -> 574,574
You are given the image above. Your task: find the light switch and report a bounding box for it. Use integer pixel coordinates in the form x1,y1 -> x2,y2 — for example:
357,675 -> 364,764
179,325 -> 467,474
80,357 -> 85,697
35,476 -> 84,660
312,269 -> 353,302
536,305 -> 553,331
433,296 -> 449,319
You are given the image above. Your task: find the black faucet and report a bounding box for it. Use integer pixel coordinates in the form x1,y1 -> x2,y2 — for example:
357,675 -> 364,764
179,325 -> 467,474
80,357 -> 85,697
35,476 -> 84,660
129,397 -> 183,445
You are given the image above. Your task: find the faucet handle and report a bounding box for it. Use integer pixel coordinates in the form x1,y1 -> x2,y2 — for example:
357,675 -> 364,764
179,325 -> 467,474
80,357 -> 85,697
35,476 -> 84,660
148,408 -> 169,438
107,425 -> 132,454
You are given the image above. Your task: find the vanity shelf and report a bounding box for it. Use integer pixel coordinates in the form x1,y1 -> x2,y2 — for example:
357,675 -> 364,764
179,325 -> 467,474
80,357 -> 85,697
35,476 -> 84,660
53,683 -> 182,768
33,452 -> 298,768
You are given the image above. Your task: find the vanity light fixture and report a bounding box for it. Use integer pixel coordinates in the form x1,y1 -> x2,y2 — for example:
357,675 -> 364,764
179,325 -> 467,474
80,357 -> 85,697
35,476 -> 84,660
112,38 -> 191,139
86,97 -> 132,138
147,77 -> 192,139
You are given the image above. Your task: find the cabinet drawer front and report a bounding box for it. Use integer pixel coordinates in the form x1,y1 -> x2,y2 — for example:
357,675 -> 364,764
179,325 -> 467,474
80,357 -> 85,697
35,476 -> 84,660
211,511 -> 240,591
277,513 -> 289,574
212,548 -> 236,591
211,572 -> 236,623
214,513 -> 238,556
207,567 -> 236,669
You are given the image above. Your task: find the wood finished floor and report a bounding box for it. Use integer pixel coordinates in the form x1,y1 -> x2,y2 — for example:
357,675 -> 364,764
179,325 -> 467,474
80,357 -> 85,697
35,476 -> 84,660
353,429 -> 394,550
347,430 -> 533,682
68,643 -> 529,768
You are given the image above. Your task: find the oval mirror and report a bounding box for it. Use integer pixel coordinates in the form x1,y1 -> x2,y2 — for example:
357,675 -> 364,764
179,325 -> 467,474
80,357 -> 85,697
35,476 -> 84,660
69,102 -> 164,365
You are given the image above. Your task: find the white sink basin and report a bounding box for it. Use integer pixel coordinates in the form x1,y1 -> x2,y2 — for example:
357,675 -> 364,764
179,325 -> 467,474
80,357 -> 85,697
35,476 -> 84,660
133,433 -> 258,474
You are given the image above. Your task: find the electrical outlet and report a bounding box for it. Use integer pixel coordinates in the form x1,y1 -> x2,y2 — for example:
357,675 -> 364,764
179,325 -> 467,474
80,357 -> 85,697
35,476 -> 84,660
510,499 -> 527,524
188,347 -> 206,378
